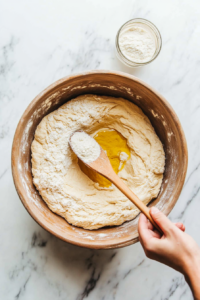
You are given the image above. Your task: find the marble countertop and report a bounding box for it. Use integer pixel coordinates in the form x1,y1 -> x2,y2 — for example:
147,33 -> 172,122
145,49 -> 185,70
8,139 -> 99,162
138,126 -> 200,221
1,0 -> 200,299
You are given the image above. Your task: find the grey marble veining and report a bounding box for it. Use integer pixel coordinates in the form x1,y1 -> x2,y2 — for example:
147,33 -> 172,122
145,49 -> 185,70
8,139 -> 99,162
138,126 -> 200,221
1,0 -> 199,299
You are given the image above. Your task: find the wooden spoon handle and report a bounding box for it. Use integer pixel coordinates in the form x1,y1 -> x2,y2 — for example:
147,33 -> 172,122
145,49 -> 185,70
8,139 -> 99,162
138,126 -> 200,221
109,171 -> 162,234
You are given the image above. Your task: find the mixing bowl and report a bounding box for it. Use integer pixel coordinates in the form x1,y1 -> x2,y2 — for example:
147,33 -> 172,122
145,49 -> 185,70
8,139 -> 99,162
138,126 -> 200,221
12,70 -> 188,249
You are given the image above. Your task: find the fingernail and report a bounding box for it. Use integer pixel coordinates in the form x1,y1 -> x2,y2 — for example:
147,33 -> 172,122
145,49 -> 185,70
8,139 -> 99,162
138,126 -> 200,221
151,207 -> 160,214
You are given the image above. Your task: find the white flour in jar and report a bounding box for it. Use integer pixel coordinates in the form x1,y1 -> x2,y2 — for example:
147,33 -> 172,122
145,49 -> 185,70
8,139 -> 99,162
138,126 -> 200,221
70,131 -> 100,163
119,25 -> 156,63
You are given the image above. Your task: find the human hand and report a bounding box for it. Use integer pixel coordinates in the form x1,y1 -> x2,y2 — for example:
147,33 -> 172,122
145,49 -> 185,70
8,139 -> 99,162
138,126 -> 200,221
138,207 -> 200,299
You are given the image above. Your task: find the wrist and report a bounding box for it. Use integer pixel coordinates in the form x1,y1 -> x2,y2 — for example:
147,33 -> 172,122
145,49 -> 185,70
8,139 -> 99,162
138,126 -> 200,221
183,254 -> 200,298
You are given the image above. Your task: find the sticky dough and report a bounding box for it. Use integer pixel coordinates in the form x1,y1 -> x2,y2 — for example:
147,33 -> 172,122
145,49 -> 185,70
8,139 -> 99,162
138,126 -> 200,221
31,95 -> 165,230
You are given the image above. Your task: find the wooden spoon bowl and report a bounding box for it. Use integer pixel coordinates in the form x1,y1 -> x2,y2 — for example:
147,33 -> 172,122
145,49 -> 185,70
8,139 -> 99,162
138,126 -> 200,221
12,70 -> 188,249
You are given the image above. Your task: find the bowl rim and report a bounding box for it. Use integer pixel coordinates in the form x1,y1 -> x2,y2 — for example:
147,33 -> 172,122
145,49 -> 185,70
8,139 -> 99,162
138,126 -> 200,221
11,70 -> 188,249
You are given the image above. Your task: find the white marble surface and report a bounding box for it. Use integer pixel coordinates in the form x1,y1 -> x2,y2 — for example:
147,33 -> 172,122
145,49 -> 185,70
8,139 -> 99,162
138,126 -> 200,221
1,0 -> 200,299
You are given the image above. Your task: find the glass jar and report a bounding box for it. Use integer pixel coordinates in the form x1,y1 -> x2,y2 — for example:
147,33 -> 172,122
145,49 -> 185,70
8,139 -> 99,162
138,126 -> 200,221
115,18 -> 162,67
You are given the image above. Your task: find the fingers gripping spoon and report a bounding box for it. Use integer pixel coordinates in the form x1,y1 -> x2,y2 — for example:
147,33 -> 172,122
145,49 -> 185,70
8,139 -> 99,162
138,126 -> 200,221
69,131 -> 162,233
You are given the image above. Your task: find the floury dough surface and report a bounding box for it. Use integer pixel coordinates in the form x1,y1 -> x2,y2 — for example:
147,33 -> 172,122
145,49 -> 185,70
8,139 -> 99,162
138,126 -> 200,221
31,95 -> 165,230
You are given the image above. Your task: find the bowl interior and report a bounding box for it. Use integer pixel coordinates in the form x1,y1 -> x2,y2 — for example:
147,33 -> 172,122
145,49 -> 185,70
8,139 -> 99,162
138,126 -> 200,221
12,71 -> 187,249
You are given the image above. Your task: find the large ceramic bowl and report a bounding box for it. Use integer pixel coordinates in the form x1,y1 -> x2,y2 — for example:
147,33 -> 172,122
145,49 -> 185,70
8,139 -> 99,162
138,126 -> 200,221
12,70 -> 188,249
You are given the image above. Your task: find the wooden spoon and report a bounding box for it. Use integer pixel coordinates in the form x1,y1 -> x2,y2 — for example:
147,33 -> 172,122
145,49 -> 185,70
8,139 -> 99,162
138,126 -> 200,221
69,132 -> 162,233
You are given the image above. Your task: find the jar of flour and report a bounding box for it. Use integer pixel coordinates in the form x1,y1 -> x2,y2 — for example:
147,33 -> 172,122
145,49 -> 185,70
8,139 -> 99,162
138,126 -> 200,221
116,18 -> 162,67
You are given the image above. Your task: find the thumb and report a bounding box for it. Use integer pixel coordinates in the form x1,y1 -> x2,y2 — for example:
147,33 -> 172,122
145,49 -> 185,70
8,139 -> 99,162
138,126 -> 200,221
150,207 -> 174,235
